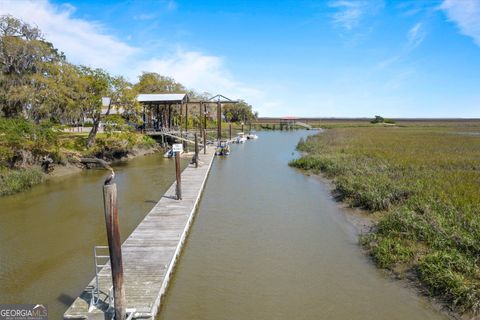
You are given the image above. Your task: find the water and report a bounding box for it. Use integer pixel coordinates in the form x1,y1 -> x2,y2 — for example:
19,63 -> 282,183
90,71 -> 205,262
0,153 -> 186,319
157,131 -> 446,320
0,131 -> 446,320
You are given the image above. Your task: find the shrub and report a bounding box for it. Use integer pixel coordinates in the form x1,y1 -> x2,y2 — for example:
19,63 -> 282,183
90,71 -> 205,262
0,118 -> 59,167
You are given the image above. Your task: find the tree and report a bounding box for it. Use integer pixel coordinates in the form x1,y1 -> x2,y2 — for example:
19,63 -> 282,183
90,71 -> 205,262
29,61 -> 83,123
78,67 -> 139,148
109,76 -> 141,125
223,100 -> 256,123
76,66 -> 110,148
134,72 -> 187,93
0,15 -> 64,118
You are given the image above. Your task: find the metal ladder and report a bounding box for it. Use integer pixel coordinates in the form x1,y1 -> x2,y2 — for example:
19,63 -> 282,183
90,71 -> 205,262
89,246 -> 114,312
89,246 -> 137,319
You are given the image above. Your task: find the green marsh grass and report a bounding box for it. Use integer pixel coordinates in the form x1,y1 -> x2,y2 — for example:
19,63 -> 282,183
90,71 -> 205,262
290,124 -> 480,314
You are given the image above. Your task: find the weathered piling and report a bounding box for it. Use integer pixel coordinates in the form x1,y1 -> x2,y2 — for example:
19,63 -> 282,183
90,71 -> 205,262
102,181 -> 126,320
217,101 -> 222,140
175,151 -> 182,200
194,133 -> 199,168
203,131 -> 207,155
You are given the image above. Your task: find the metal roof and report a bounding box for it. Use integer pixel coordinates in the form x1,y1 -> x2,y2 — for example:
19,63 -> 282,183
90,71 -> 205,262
137,93 -> 188,103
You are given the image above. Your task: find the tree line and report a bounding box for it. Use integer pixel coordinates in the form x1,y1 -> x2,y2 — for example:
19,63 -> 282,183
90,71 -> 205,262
0,15 -> 257,148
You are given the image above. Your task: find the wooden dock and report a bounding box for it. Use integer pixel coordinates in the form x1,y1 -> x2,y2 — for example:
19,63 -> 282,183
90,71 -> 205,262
64,146 -> 216,320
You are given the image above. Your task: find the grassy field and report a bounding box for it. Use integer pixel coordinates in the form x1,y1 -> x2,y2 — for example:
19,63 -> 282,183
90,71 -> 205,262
289,122 -> 480,315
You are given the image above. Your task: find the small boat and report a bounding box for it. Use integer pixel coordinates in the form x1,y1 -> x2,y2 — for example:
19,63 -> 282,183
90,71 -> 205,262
163,148 -> 174,158
246,132 -> 258,140
235,132 -> 247,144
216,140 -> 230,156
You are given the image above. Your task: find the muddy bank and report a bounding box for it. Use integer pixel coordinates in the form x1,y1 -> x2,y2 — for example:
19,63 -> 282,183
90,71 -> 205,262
1,145 -> 161,196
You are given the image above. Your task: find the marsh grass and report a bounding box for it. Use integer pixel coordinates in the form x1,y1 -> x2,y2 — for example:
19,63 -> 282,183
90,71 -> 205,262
0,167 -> 43,196
290,124 -> 480,314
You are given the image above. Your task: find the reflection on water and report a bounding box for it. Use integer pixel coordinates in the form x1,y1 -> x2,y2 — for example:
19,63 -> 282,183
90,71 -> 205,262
157,131 -> 446,320
0,153 -> 186,319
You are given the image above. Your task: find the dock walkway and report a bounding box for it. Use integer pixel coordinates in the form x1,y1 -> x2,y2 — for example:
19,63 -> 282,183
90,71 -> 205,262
64,146 -> 216,320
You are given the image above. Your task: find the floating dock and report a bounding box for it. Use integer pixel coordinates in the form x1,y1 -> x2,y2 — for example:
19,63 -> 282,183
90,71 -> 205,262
64,146 -> 216,320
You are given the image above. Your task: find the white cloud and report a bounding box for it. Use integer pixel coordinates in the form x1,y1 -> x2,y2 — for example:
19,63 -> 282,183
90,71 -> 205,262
440,0 -> 480,46
377,21 -> 426,69
407,22 -> 426,49
0,0 -> 265,112
133,50 -> 263,102
0,0 -> 138,71
328,0 -> 384,30
134,13 -> 157,21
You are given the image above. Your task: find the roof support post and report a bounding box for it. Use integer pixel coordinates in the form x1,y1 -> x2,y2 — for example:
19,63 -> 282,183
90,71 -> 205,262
185,102 -> 188,133
217,101 -> 221,141
180,102 -> 183,137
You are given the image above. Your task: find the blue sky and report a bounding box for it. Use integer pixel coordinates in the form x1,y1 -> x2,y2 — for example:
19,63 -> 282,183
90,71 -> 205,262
1,0 -> 480,117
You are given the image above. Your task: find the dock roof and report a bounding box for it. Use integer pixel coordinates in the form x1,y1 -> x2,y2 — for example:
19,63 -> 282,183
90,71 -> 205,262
137,93 -> 189,104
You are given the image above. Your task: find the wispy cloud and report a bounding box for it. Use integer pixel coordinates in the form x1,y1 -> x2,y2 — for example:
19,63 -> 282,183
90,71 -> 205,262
134,13 -> 157,21
165,0 -> 177,11
132,50 -> 263,101
0,0 -> 138,71
0,0 -> 261,105
440,0 -> 480,46
328,0 -> 384,30
407,22 -> 426,49
377,21 -> 427,69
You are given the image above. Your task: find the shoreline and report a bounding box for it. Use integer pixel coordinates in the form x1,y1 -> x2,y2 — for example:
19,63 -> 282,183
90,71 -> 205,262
305,170 -> 465,320
48,145 -> 160,180
2,145 -> 161,196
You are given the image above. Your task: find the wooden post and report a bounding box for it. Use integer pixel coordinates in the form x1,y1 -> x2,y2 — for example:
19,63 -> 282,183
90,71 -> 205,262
175,151 -> 182,200
204,103 -> 207,133
102,182 -> 126,320
179,103 -> 183,137
185,103 -> 189,133
199,102 -> 203,137
229,123 -> 232,141
194,133 -> 199,168
241,123 -> 244,133
217,101 -> 221,141
203,130 -> 207,154
168,104 -> 171,129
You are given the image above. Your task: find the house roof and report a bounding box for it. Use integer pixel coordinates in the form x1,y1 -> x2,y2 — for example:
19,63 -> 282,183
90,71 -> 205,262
137,93 -> 188,103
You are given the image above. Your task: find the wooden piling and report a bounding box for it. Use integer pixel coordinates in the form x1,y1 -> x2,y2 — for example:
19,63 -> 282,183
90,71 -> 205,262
175,151 -> 182,200
229,123 -> 232,141
204,104 -> 207,133
194,133 -> 199,168
102,182 -> 126,320
203,130 -> 207,155
185,103 -> 188,133
217,101 -> 221,141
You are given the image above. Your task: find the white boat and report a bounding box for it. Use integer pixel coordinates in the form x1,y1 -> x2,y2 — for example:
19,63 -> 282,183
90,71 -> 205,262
236,132 -> 247,144
163,149 -> 174,158
246,133 -> 258,140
